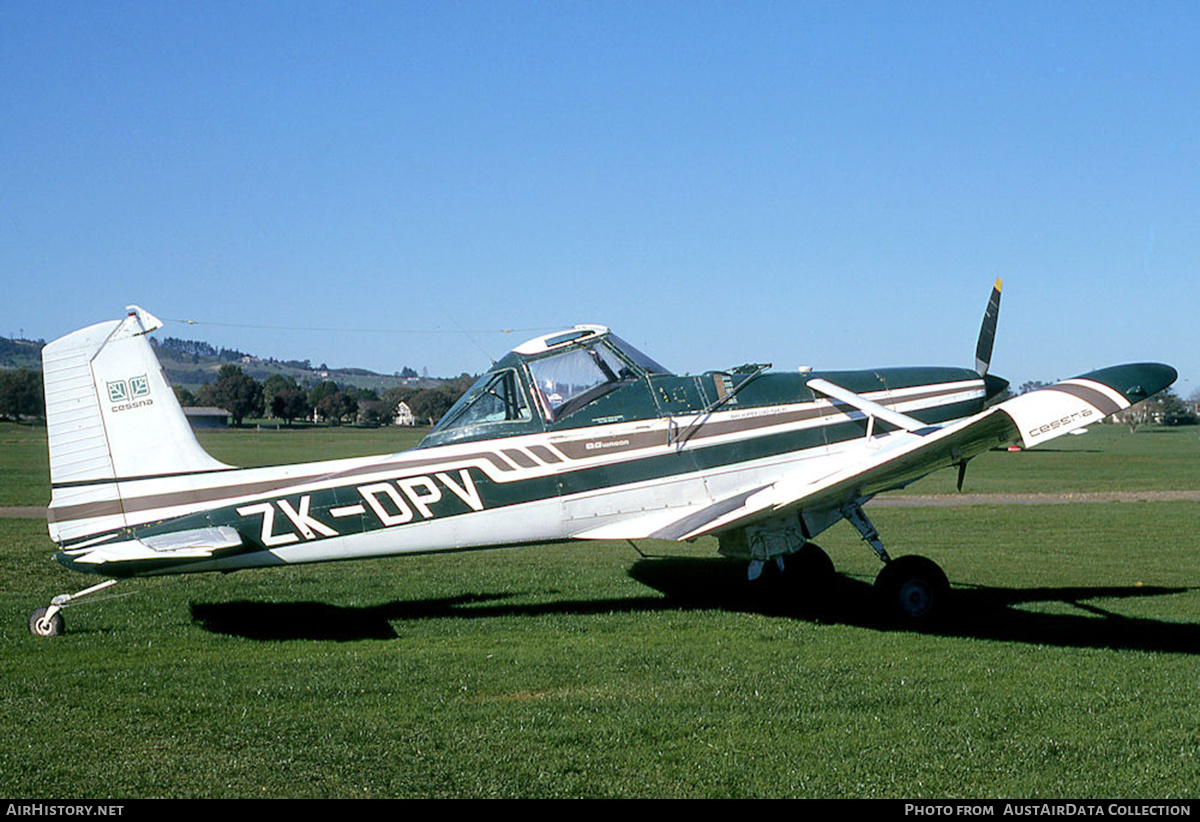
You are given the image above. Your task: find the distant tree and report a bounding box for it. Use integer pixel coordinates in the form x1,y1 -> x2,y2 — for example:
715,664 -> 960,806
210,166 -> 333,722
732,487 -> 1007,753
308,380 -> 340,412
211,365 -> 263,426
262,373 -> 296,397
347,386 -> 379,403
0,368 -> 44,420
407,387 -> 457,425
1113,397 -> 1153,433
157,337 -> 217,358
194,382 -> 218,407
357,401 -> 388,427
399,366 -> 418,379
271,387 -> 311,426
261,374 -> 298,419
173,386 -> 197,407
1017,380 -> 1049,395
316,390 -> 357,426
1112,388 -> 1194,432
1154,388 -> 1197,426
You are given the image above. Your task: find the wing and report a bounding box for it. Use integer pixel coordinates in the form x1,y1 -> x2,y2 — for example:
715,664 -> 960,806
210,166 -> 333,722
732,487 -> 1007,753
574,362 -> 1176,543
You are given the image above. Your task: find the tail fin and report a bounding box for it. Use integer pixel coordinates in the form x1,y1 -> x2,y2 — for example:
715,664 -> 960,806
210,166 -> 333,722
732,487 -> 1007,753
43,306 -> 232,544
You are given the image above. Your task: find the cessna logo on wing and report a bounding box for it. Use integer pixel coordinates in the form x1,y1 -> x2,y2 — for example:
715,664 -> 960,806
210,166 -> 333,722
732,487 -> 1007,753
1027,408 -> 1094,438
237,469 -> 485,547
107,375 -> 153,412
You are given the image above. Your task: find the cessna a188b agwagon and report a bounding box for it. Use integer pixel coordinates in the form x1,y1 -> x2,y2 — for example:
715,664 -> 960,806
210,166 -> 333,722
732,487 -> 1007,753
31,282 -> 1176,635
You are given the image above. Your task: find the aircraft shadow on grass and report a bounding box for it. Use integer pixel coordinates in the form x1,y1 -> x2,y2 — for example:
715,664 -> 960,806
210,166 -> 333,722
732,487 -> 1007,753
190,556 -> 1200,653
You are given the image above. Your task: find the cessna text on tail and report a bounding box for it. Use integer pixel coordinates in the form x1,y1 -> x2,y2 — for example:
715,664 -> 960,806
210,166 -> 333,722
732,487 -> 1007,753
29,282 -> 1177,635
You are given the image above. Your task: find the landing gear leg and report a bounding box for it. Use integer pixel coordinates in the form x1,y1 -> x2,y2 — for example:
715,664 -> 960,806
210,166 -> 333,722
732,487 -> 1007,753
841,502 -> 891,563
29,579 -> 119,637
842,501 -> 949,622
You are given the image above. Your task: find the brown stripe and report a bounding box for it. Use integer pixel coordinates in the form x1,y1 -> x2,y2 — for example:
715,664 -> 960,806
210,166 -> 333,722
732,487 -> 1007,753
502,448 -> 539,468
553,430 -> 666,459
552,383 -> 979,459
49,448 -> 520,525
47,498 -> 124,525
528,445 -> 563,464
1044,383 -> 1124,417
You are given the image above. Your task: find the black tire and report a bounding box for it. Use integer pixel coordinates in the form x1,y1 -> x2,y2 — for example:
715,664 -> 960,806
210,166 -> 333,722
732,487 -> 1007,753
756,542 -> 835,600
874,555 -> 949,622
29,607 -> 64,637
791,542 -> 835,584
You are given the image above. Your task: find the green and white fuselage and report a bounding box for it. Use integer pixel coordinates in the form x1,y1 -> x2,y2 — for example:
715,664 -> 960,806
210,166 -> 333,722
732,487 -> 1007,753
43,305 -> 1174,588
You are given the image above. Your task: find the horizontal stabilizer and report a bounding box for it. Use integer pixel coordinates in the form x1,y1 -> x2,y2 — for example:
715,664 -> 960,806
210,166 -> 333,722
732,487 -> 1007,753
64,526 -> 243,567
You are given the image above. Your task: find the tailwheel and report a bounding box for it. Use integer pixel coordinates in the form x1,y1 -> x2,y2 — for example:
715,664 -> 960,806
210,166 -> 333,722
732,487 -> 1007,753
27,579 -> 118,638
29,607 -> 65,637
874,555 -> 950,622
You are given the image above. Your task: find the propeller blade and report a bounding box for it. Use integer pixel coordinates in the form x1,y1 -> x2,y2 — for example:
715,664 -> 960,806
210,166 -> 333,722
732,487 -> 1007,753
974,277 -> 1002,376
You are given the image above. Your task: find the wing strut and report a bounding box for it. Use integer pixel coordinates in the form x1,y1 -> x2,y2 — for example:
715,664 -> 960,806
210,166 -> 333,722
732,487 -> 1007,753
807,378 -> 936,435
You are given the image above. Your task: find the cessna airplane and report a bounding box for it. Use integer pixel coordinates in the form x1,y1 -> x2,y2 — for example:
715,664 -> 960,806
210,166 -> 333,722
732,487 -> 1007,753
30,282 -> 1176,636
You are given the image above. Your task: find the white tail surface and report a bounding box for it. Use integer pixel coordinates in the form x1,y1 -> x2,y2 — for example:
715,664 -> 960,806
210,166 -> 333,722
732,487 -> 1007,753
43,306 -> 231,543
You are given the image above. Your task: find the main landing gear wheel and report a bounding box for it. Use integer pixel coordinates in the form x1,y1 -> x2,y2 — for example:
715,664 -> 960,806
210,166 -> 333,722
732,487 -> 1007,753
874,555 -> 949,622
29,607 -> 64,637
791,542 -> 835,585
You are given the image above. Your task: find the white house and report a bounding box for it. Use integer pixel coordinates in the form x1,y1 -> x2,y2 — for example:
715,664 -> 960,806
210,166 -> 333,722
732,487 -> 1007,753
394,401 -> 415,426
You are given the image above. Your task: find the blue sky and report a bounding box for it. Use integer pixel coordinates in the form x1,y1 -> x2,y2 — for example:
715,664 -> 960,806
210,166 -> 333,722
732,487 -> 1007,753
3,2 -> 1197,396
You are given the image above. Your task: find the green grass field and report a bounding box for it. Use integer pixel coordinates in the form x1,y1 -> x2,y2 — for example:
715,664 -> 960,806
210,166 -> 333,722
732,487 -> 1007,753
2,422 -> 1198,797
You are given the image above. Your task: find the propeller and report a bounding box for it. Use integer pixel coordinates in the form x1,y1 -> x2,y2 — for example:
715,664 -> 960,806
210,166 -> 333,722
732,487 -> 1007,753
974,278 -> 1002,376
962,278 -> 1008,491
975,278 -> 1010,401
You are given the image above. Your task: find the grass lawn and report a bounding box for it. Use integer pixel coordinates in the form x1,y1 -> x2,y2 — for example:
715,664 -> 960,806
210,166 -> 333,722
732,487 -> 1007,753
2,421 -> 1198,797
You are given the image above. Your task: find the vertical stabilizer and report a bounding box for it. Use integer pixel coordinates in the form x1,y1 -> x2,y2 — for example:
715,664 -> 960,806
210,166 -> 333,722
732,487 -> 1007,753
43,306 -> 232,543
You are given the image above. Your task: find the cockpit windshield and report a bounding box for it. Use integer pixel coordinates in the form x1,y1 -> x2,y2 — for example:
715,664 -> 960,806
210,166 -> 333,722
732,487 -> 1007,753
421,328 -> 673,445
429,369 -> 531,440
606,334 -> 669,376
527,335 -> 669,421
